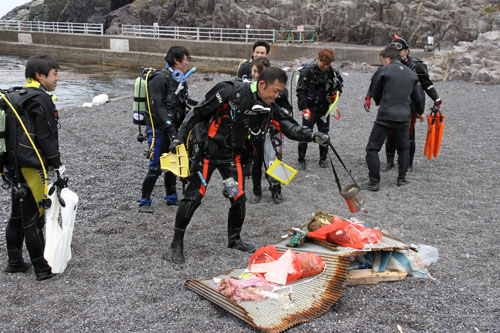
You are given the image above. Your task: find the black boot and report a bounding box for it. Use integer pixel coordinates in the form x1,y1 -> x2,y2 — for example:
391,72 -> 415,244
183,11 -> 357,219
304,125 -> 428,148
31,256 -> 55,281
270,184 -> 284,204
361,179 -> 380,192
298,143 -> 307,170
4,248 -> 32,273
169,200 -> 200,265
397,177 -> 410,187
227,201 -> 255,252
166,194 -> 179,206
170,239 -> 185,265
409,127 -> 416,172
319,145 -> 328,168
165,178 -> 178,206
382,154 -> 395,172
228,228 -> 256,252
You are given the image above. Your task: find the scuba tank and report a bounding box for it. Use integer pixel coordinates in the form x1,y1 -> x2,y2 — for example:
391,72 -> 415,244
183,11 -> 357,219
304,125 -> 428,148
132,74 -> 148,125
133,67 -> 156,143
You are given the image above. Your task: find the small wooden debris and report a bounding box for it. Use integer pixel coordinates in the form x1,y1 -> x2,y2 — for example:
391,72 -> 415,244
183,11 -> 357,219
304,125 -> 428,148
345,269 -> 408,286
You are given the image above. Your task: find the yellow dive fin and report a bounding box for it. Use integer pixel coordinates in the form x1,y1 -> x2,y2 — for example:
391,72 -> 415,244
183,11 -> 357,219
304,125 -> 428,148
160,144 -> 190,177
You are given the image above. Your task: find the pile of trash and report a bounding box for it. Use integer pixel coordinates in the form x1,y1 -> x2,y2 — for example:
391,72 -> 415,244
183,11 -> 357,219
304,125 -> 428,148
216,245 -> 325,303
186,211 -> 439,332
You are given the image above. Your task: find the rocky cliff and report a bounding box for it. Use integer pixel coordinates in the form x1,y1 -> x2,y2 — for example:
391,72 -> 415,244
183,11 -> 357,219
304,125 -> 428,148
427,30 -> 500,84
4,0 -> 500,48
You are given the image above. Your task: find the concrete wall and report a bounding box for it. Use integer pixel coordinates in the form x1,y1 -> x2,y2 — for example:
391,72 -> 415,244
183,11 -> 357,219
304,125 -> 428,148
0,30 -> 431,72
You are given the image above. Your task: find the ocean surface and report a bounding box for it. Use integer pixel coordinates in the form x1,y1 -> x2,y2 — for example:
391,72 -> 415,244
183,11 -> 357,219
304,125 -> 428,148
0,54 -> 137,109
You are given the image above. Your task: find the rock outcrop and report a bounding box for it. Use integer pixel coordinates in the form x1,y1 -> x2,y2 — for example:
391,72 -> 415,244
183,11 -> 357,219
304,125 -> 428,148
3,0 -> 500,48
3,0 -> 499,84
427,30 -> 500,84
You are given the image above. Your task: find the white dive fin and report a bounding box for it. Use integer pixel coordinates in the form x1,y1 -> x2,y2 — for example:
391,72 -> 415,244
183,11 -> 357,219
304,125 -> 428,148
44,187 -> 79,273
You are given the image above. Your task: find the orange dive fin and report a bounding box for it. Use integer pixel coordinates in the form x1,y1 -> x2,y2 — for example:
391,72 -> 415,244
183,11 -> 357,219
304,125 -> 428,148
424,116 -> 431,156
424,114 -> 436,160
433,112 -> 445,158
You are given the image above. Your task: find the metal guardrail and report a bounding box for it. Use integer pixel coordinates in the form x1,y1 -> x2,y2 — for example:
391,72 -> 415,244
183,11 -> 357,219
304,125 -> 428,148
0,20 -> 317,43
0,20 -> 103,35
122,25 -> 318,44
275,29 -> 319,44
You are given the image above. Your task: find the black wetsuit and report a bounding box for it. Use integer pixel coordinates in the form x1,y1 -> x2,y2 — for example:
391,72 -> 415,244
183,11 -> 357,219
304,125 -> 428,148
171,79 -> 315,252
3,86 -> 61,278
384,55 -> 440,167
365,60 -> 425,183
296,62 -> 343,163
140,67 -> 192,205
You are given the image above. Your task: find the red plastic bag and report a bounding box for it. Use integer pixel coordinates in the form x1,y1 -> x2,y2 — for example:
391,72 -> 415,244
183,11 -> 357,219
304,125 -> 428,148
248,246 -> 324,285
307,216 -> 345,241
297,252 -> 325,278
325,224 -> 364,249
308,216 -> 382,249
248,245 -> 281,266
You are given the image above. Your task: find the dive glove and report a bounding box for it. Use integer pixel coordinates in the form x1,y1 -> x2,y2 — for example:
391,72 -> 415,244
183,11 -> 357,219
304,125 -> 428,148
327,92 -> 339,104
433,98 -> 442,110
169,138 -> 183,153
312,132 -> 329,146
49,165 -> 68,207
364,96 -> 371,112
302,108 -> 311,121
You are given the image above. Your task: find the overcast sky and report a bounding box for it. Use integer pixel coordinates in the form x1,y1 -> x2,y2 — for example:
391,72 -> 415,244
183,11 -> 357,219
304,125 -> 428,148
0,0 -> 30,18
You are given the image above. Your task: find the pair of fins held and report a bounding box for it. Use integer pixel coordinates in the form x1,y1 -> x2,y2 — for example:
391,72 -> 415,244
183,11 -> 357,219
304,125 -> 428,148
44,185 -> 79,274
424,108 -> 445,160
160,144 -> 190,177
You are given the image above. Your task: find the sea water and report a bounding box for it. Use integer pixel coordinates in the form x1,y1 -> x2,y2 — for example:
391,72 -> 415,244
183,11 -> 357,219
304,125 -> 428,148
0,54 -> 136,109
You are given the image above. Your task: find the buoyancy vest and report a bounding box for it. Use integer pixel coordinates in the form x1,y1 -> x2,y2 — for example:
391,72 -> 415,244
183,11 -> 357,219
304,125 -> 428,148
299,63 -> 343,106
403,56 -> 424,72
206,80 -> 270,150
0,87 -> 56,170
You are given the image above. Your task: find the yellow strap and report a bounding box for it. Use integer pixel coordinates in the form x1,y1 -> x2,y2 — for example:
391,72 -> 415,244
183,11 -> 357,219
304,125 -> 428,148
237,59 -> 247,71
145,70 -> 156,159
25,79 -> 58,101
25,78 -> 41,88
21,167 -> 45,215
